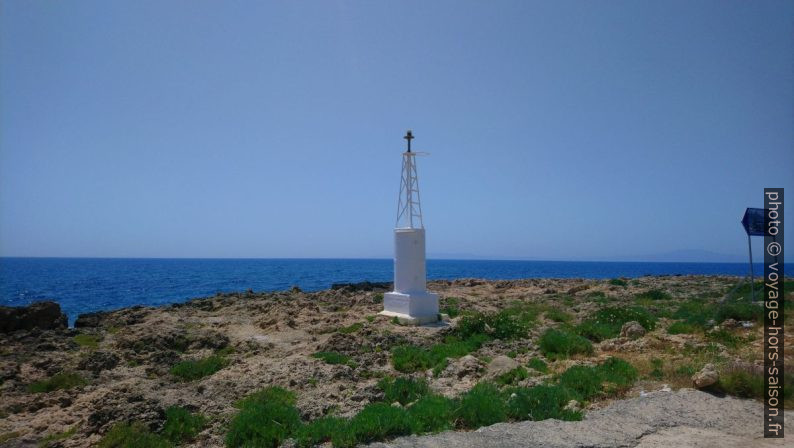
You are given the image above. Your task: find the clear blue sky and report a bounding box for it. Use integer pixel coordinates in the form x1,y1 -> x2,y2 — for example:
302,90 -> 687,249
1,1 -> 792,261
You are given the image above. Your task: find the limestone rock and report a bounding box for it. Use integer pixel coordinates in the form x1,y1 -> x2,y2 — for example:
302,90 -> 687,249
692,364 -> 719,388
74,311 -> 109,328
0,301 -> 67,333
446,355 -> 483,379
620,321 -> 646,339
78,350 -> 120,374
487,355 -> 520,377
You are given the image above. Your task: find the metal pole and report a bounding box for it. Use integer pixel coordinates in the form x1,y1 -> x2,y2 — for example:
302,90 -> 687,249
748,233 -> 755,301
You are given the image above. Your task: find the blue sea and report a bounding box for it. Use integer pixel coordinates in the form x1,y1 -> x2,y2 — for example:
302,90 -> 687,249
0,258 -> 758,325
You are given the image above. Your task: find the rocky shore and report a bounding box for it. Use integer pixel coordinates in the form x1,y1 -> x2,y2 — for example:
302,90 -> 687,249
0,276 -> 791,447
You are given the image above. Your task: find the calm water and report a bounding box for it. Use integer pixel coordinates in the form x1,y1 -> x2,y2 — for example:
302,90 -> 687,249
0,258 -> 757,325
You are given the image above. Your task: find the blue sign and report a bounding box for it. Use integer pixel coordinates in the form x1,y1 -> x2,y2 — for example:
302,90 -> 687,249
741,208 -> 765,236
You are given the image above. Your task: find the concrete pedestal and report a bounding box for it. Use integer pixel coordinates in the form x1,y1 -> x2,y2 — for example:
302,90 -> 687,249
380,227 -> 439,325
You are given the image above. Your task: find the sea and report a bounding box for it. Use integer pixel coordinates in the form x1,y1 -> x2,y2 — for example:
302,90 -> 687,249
0,258 -> 759,325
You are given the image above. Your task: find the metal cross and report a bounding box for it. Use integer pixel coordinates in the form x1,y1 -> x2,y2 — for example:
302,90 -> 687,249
404,130 -> 414,152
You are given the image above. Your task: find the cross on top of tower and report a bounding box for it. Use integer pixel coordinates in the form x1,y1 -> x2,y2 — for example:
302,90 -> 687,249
404,130 -> 414,152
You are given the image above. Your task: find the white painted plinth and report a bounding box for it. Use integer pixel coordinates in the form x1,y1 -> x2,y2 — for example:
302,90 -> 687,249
380,227 -> 439,325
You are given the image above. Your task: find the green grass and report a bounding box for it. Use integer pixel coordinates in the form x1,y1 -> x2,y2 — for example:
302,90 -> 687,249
37,426 -> 76,447
558,358 -> 638,400
407,395 -> 456,433
558,366 -> 602,400
495,367 -> 529,385
170,355 -> 228,381
538,329 -> 593,360
635,289 -> 672,301
649,358 -> 664,379
506,385 -> 581,421
527,357 -> 549,374
295,416 -> 348,447
391,334 -> 488,373
713,365 -> 793,407
73,333 -> 100,349
667,321 -> 698,334
28,372 -> 87,393
226,387 -> 301,448
162,406 -> 206,444
378,377 -> 430,405
312,351 -> 357,368
706,329 -> 742,349
337,322 -> 363,334
576,306 -> 656,342
372,293 -> 384,303
335,403 -> 413,447
544,308 -> 573,323
440,297 -> 461,318
455,382 -> 507,428
608,278 -> 628,287
715,299 -> 763,322
98,422 -> 170,448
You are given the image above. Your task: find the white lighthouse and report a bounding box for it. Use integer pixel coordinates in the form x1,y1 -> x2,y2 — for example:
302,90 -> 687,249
380,130 -> 439,325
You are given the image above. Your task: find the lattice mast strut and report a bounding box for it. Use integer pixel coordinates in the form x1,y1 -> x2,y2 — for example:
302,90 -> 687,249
395,130 -> 424,229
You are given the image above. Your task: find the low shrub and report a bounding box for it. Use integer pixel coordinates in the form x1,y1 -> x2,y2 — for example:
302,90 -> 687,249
162,406 -> 206,444
455,382 -> 507,428
636,289 -> 672,301
667,321 -> 698,334
98,422 -> 169,448
407,395 -> 456,434
226,387 -> 301,448
28,372 -> 87,393
706,329 -> 742,349
609,278 -> 628,287
576,306 -> 656,342
538,329 -> 593,360
715,300 -> 763,323
544,308 -> 572,323
378,377 -> 430,405
506,385 -> 581,421
170,355 -> 228,381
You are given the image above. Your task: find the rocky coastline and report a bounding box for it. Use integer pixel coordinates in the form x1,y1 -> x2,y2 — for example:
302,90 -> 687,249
0,275 -> 790,447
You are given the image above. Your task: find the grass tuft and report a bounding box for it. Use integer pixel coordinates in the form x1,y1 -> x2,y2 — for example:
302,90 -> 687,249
73,334 -> 100,349
98,422 -> 169,448
506,385 -> 581,421
667,321 -> 698,334
170,355 -> 228,381
378,377 -> 430,405
527,357 -> 549,374
576,306 -> 656,342
226,387 -> 301,448
28,372 -> 87,393
538,329 -> 593,360
162,406 -> 206,444
455,382 -> 507,428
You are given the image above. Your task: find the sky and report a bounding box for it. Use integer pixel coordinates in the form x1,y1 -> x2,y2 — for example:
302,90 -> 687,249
1,1 -> 792,262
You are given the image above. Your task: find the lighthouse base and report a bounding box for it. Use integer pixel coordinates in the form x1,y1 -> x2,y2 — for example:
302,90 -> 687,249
380,291 -> 439,325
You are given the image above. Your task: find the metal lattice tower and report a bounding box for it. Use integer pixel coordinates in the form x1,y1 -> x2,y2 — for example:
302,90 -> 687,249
395,130 -> 425,229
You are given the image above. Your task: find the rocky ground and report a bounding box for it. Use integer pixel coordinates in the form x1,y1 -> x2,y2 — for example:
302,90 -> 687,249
0,276 -> 791,447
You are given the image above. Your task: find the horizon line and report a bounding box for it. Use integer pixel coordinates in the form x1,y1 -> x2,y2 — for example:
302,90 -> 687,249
0,255 -> 769,265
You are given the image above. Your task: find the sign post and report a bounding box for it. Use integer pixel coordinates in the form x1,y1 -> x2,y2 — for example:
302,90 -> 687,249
741,207 -> 765,300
